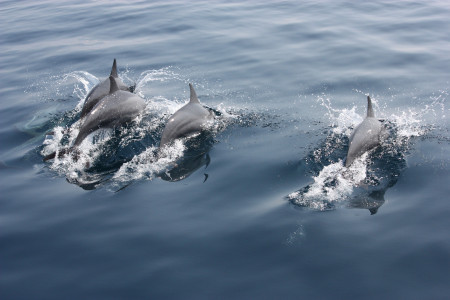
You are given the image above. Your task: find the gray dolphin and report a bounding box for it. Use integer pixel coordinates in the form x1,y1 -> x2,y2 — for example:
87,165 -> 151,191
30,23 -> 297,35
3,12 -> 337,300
79,59 -> 129,119
73,76 -> 145,146
345,96 -> 382,167
43,76 -> 145,161
159,83 -> 214,148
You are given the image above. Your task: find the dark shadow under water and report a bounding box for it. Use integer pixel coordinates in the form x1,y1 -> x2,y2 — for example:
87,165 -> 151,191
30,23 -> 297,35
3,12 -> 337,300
159,132 -> 214,182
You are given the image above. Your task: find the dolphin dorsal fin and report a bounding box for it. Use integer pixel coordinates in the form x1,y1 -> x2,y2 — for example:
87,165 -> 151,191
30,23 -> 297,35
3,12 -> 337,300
367,96 -> 375,118
189,83 -> 200,104
109,76 -> 119,94
110,59 -> 118,78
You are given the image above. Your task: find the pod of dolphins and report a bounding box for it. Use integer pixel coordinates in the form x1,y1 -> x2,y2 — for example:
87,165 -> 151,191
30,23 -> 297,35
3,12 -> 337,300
43,59 -> 383,169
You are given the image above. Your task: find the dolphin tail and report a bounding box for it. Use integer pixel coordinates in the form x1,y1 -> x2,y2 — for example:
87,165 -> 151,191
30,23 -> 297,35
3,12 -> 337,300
43,152 -> 57,161
43,147 -> 80,162
369,207 -> 379,215
110,59 -> 118,78
109,76 -> 119,94
367,96 -> 375,118
189,83 -> 200,104
43,147 -> 70,162
205,153 -> 211,168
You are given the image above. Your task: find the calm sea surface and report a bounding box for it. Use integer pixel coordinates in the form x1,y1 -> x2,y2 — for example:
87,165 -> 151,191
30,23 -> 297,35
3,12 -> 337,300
1,1 -> 449,299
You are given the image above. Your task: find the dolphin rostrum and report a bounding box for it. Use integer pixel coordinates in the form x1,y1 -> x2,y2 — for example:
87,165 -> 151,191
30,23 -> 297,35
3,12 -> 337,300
159,83 -> 214,148
79,59 -> 129,119
43,76 -> 145,161
345,96 -> 382,167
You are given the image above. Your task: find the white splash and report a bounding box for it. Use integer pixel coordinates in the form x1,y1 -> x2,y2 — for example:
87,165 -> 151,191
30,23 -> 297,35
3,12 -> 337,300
288,154 -> 368,210
62,71 -> 99,106
134,67 -> 184,98
42,125 -> 114,178
113,139 -> 186,182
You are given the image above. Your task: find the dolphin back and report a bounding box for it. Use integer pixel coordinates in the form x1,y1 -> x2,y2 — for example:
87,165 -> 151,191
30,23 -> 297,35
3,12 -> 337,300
345,96 -> 382,167
160,84 -> 213,148
80,59 -> 129,119
108,75 -> 119,93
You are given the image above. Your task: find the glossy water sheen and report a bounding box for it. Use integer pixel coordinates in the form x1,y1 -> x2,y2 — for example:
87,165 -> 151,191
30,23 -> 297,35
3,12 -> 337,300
1,1 -> 449,299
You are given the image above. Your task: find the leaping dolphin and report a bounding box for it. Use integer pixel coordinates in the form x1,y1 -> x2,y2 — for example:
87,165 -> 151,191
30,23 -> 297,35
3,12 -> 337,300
43,76 -> 145,161
80,59 -> 129,119
345,96 -> 382,167
73,76 -> 146,147
159,83 -> 214,148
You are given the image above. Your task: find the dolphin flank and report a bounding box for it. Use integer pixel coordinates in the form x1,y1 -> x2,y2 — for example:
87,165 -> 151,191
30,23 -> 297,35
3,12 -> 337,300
345,96 -> 382,167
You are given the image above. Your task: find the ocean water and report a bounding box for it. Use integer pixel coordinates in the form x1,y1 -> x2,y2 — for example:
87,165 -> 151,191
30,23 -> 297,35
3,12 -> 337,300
1,1 -> 449,299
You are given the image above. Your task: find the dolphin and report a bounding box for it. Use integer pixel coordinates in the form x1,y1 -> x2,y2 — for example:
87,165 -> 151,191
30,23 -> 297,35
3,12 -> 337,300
79,59 -> 129,119
345,96 -> 382,167
43,76 -> 145,161
159,83 -> 214,148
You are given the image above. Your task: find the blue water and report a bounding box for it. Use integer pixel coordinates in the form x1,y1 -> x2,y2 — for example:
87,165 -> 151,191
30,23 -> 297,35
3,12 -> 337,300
1,1 -> 449,299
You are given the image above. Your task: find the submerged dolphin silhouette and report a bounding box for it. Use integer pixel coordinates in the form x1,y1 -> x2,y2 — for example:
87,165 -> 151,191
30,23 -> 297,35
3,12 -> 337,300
80,59 -> 129,119
43,76 -> 145,161
159,83 -> 214,148
345,96 -> 382,167
349,189 -> 386,215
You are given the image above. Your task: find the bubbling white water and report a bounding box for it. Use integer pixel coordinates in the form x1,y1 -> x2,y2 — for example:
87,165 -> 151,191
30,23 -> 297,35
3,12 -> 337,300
113,139 -> 186,183
288,154 -> 368,211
